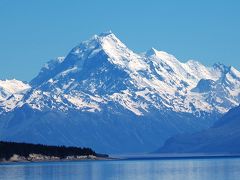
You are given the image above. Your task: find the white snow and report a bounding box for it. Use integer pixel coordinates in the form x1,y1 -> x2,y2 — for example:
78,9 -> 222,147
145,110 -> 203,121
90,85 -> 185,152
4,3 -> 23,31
1,32 -> 240,116
65,95 -> 101,112
0,79 -> 30,94
0,79 -> 30,113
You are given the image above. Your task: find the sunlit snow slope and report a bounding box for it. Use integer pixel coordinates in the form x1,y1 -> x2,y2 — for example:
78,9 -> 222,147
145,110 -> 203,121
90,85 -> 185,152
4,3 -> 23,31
0,79 -> 30,113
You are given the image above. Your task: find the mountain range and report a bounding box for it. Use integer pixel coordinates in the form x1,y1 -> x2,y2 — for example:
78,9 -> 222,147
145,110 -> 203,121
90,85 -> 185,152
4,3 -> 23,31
0,31 -> 239,153
158,105 -> 240,154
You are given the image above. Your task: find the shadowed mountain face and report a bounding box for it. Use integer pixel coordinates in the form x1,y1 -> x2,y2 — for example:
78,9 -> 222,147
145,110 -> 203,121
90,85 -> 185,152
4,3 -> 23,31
0,32 -> 240,153
158,105 -> 240,154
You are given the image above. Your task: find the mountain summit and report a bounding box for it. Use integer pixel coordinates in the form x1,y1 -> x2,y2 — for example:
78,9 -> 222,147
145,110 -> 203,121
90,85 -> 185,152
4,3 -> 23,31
0,32 -> 240,153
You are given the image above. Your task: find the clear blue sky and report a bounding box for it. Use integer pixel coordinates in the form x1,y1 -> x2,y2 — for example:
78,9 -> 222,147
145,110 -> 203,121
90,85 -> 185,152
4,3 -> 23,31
0,0 -> 239,81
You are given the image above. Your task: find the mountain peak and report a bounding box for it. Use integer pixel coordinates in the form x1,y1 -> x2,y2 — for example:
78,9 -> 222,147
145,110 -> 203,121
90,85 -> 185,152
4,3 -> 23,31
91,31 -> 119,43
30,32 -> 131,87
74,31 -> 125,54
98,30 -> 113,37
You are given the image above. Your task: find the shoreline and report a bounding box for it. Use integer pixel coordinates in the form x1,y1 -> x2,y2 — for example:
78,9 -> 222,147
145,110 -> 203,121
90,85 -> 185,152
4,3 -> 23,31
112,153 -> 240,160
0,154 -> 114,164
2,153 -> 240,164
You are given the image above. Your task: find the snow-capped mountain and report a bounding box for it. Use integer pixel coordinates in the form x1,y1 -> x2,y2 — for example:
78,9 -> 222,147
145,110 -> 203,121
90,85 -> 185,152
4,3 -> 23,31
0,79 -> 30,113
0,32 -> 239,153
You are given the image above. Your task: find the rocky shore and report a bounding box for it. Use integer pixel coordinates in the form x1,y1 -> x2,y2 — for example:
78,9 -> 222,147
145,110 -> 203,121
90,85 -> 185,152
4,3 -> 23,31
0,153 -> 110,163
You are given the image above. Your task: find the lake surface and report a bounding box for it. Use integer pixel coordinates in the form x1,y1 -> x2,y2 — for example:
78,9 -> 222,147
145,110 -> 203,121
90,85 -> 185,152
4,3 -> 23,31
1,157 -> 240,180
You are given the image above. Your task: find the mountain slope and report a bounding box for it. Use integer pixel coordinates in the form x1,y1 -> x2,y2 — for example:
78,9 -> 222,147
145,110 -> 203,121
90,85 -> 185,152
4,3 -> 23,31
158,105 -> 240,153
0,32 -> 240,153
0,79 -> 30,113
0,79 -> 30,100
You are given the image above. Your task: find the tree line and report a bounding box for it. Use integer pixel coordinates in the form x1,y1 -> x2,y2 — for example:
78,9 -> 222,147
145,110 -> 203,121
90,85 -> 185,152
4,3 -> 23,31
0,141 -> 98,160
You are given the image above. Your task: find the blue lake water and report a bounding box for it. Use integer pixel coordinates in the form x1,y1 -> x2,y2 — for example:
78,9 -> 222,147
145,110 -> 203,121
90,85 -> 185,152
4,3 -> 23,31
0,157 -> 240,180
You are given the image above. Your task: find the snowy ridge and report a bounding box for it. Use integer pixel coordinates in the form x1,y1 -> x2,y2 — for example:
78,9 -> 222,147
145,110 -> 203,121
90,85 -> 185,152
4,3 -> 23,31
0,79 -> 30,95
2,32 -> 240,115
0,80 -> 30,112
